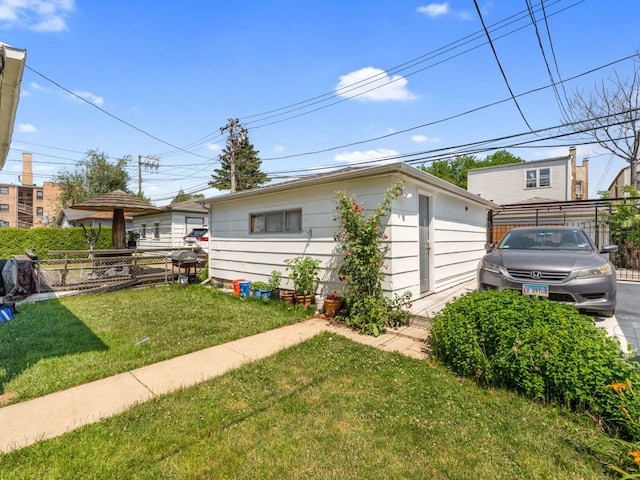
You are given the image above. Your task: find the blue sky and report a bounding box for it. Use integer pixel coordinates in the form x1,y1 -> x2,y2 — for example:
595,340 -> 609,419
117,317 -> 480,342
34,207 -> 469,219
1,0 -> 639,205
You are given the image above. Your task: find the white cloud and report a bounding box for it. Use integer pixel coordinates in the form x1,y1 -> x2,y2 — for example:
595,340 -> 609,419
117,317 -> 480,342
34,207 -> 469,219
334,148 -> 399,165
18,123 -> 37,133
417,3 -> 473,20
411,134 -> 440,143
274,145 -> 285,153
72,90 -> 104,106
0,0 -> 74,32
417,3 -> 449,17
335,67 -> 415,102
206,143 -> 221,152
29,82 -> 47,91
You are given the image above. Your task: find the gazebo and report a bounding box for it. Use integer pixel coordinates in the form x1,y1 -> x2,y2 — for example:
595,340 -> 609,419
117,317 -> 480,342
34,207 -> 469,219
69,190 -> 161,249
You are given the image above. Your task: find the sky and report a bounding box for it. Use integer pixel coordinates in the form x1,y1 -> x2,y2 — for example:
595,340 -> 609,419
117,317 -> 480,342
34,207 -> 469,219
1,0 -> 639,206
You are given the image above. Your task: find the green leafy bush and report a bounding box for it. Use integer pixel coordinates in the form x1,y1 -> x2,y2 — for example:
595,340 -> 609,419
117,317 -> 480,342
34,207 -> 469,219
429,289 -> 640,439
0,227 -> 113,259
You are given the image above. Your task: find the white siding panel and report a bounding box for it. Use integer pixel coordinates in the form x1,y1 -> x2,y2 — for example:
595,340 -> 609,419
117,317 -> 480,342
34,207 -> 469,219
207,170 -> 492,299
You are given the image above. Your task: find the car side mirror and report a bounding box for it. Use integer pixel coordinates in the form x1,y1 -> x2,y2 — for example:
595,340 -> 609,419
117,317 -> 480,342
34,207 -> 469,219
484,242 -> 496,252
600,245 -> 618,254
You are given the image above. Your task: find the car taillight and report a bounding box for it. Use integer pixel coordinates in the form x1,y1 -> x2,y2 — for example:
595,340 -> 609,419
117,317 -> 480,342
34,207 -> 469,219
201,237 -> 208,241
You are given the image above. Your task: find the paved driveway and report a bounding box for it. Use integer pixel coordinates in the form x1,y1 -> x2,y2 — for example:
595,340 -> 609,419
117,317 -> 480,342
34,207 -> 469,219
595,281 -> 640,354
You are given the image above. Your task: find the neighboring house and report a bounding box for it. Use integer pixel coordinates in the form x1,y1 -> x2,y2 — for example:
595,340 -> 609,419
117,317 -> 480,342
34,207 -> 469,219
56,208 -> 132,230
607,166 -> 638,198
0,153 -> 61,228
467,147 -> 588,205
132,199 -> 207,249
0,42 -> 26,170
199,162 -> 496,308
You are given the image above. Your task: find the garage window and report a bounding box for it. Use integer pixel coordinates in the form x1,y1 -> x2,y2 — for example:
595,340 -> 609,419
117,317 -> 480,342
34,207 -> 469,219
250,209 -> 302,233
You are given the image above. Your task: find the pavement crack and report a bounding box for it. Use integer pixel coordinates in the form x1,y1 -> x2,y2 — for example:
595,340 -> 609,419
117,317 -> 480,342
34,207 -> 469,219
128,372 -> 157,397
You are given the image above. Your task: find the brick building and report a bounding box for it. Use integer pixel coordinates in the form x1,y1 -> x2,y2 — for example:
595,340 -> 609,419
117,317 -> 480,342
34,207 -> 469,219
0,152 -> 61,228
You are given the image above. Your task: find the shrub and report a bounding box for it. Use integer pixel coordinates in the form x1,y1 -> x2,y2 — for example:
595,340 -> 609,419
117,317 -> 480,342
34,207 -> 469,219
429,289 -> 640,439
0,227 -> 113,259
333,179 -> 411,336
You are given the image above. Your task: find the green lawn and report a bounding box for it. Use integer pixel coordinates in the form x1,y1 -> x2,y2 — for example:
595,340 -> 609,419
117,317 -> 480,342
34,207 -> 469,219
0,285 -> 310,403
0,333 -> 618,479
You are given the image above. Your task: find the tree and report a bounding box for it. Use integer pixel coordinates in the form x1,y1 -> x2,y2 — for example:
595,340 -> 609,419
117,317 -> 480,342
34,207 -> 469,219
419,150 -> 523,189
54,149 -> 132,209
209,119 -> 268,192
568,55 -> 640,189
171,191 -> 204,204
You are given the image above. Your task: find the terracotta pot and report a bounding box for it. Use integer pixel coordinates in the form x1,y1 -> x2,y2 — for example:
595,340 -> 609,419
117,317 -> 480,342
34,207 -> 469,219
295,294 -> 314,307
279,290 -> 295,303
323,298 -> 343,317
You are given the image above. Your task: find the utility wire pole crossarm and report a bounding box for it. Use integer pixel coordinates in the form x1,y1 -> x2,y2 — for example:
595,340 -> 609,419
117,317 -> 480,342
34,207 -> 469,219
220,118 -> 248,193
138,155 -> 160,196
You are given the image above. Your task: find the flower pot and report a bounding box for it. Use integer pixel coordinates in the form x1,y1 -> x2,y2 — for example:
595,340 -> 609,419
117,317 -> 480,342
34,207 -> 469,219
323,298 -> 344,317
295,294 -> 314,307
279,290 -> 295,303
253,288 -> 272,299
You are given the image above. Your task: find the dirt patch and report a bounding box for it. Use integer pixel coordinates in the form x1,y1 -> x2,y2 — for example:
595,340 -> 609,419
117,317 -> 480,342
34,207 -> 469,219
0,391 -> 18,406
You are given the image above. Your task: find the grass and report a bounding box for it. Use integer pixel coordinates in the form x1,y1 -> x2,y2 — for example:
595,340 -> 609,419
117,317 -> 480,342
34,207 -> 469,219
0,333 -> 619,479
0,285 -> 310,403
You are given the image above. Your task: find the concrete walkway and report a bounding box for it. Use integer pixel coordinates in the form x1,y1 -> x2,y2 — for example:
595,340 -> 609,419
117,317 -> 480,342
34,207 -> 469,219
0,281 -> 474,453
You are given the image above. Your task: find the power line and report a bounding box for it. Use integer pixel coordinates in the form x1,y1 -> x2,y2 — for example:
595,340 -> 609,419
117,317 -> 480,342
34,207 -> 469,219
25,65 -> 212,160
525,0 -> 571,121
473,0 -> 533,131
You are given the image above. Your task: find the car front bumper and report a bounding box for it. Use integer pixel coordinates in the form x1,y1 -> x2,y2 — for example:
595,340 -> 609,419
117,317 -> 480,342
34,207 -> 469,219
477,269 -> 617,314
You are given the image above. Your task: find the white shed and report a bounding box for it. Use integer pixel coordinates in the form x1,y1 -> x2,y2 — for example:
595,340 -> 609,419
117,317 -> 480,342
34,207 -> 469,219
200,162 -> 496,308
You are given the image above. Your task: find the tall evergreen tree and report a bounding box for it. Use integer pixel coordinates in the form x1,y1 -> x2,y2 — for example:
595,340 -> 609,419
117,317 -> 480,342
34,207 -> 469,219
209,136 -> 268,191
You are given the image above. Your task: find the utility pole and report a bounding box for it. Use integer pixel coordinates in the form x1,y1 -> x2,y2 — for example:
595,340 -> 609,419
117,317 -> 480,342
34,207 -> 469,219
220,118 -> 247,193
138,155 -> 159,197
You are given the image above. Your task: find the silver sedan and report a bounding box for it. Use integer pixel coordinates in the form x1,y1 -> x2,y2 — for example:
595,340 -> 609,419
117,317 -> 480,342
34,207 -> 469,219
477,226 -> 618,317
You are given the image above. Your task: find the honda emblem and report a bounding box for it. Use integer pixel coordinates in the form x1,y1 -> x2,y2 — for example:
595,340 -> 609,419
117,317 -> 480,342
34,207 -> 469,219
530,271 -> 542,279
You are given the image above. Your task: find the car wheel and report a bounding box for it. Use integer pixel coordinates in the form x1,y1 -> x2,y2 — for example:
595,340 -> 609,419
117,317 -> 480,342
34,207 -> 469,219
600,309 -> 616,318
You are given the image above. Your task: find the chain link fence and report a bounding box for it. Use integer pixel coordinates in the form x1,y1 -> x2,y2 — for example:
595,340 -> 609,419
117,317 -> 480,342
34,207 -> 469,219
35,248 -> 207,294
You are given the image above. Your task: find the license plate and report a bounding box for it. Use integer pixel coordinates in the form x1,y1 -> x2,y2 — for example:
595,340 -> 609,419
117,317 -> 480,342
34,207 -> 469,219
523,284 -> 549,297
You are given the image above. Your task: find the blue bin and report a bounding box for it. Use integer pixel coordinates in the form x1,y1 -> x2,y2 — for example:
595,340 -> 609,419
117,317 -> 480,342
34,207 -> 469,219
239,281 -> 251,298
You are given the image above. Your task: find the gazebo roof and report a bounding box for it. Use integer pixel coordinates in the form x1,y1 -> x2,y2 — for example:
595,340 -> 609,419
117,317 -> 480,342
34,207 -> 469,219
69,190 -> 161,213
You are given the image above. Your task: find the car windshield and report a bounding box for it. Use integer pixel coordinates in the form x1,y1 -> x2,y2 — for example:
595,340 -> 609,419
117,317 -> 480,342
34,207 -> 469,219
498,229 -> 592,251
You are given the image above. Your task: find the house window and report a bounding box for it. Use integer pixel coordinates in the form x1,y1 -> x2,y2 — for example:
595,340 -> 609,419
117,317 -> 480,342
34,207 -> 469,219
141,224 -> 147,239
0,204 -> 8,212
36,190 -> 43,200
154,222 -> 160,239
525,168 -> 551,188
250,209 -> 302,233
36,207 -> 43,216
0,187 -> 8,195
575,180 -> 584,199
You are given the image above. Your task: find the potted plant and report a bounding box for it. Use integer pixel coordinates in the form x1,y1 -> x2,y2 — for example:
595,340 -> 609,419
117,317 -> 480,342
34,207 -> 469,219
284,256 -> 321,307
268,270 -> 284,301
251,280 -> 271,299
323,290 -> 344,317
127,230 -> 140,248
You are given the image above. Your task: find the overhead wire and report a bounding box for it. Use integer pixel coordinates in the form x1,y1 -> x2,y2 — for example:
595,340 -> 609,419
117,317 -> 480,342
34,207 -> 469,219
473,0 -> 534,131
539,0 -> 573,118
525,0 -> 571,121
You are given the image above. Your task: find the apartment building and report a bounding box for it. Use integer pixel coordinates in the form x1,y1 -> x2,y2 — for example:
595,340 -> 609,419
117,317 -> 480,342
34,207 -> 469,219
0,152 -> 61,228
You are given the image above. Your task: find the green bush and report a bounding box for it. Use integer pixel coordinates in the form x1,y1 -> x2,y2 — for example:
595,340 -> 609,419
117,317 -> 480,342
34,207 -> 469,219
0,227 -> 113,259
429,289 -> 640,439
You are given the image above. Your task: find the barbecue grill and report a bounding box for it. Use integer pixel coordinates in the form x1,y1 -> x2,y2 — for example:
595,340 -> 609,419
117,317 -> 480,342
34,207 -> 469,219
170,250 -> 200,283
